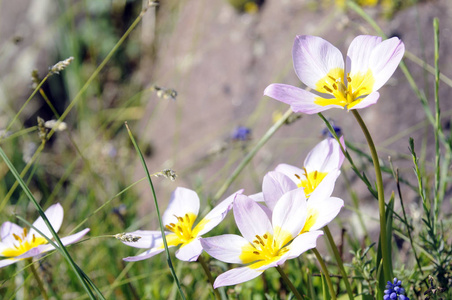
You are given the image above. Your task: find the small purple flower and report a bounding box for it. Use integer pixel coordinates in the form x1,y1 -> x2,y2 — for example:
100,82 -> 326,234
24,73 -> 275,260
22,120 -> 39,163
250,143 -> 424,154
384,278 -> 410,300
231,126 -> 252,141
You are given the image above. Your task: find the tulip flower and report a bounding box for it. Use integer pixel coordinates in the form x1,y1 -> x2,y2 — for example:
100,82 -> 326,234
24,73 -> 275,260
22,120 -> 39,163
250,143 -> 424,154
264,35 -> 405,113
121,187 -> 241,262
275,137 -> 345,196
0,203 -> 90,268
201,191 -> 323,288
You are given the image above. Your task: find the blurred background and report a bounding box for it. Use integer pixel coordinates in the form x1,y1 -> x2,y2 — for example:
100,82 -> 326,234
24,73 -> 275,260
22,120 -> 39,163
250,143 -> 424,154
0,0 -> 451,298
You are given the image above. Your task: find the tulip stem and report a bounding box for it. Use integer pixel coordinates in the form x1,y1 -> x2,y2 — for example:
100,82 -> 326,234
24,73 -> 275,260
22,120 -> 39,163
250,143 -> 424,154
352,110 -> 392,281
29,259 -> 49,300
198,255 -> 222,300
276,265 -> 304,300
324,226 -> 354,299
312,248 -> 337,300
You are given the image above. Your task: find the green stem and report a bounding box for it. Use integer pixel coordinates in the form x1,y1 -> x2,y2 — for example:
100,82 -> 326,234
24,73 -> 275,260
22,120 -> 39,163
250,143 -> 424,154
433,18 -> 440,234
351,110 -> 392,281
324,226 -> 354,299
198,256 -> 221,300
125,123 -> 186,300
29,259 -> 49,300
312,248 -> 337,300
275,265 -> 304,300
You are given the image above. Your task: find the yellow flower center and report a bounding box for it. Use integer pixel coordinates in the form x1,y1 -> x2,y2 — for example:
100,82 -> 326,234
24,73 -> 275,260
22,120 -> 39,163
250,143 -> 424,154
295,168 -> 328,197
314,68 -> 375,109
1,228 -> 47,258
163,213 -> 207,248
300,208 -> 319,234
239,228 -> 292,269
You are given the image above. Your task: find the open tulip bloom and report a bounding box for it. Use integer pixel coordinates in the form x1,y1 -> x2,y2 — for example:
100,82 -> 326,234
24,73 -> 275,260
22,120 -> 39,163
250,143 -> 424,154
260,169 -> 344,233
264,35 -> 405,113
201,191 -> 323,288
276,137 -> 345,197
121,187 -> 241,262
0,203 -> 90,268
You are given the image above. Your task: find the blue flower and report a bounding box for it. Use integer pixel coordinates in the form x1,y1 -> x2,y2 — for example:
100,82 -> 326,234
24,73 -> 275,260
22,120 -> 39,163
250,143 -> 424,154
231,126 -> 252,141
322,125 -> 342,138
384,278 -> 410,300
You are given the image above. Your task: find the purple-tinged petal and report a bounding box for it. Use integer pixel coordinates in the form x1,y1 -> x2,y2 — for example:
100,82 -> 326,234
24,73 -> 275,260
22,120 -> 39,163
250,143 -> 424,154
304,138 -> 345,173
346,35 -> 382,76
0,222 -> 24,248
162,187 -> 200,226
347,91 -> 380,110
369,37 -> 405,91
0,258 -> 20,268
175,238 -> 204,262
123,247 -> 167,262
29,203 -> 64,240
256,203 -> 272,220
121,230 -> 162,249
264,84 -> 342,114
292,35 -> 344,90
287,230 -> 323,259
272,188 -> 307,245
233,195 -> 273,244
16,228 -> 91,259
274,163 -> 305,186
201,235 -> 249,264
307,197 -> 344,232
307,169 -> 340,202
248,192 -> 264,202
262,171 -> 297,211
195,190 -> 243,236
213,266 -> 263,288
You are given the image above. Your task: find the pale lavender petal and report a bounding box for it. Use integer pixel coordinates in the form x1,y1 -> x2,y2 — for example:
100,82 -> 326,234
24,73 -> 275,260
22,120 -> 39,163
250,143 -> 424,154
0,222 -> 24,247
29,203 -> 64,240
264,84 -> 342,114
175,238 -> 204,262
346,35 -> 382,76
274,163 -> 304,185
0,258 -> 20,268
201,235 -> 249,264
262,171 -> 297,211
347,91 -> 380,110
162,187 -> 200,226
121,230 -> 162,249
256,203 -> 272,220
123,247 -> 167,262
272,188 -> 307,242
307,170 -> 339,202
233,195 -> 273,243
293,35 -> 344,90
196,190 -> 242,236
307,197 -> 344,231
287,230 -> 323,259
369,37 -> 405,91
338,136 -> 346,167
16,228 -> 91,259
214,266 -> 264,288
304,138 -> 344,173
248,192 -> 264,202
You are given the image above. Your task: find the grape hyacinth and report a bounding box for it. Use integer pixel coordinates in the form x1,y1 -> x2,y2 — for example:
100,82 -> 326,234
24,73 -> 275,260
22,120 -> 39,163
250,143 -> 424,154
384,278 -> 410,300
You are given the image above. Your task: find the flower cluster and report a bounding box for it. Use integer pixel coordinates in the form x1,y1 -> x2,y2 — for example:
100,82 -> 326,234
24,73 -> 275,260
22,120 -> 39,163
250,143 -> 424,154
384,278 -> 410,300
120,136 -> 345,288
